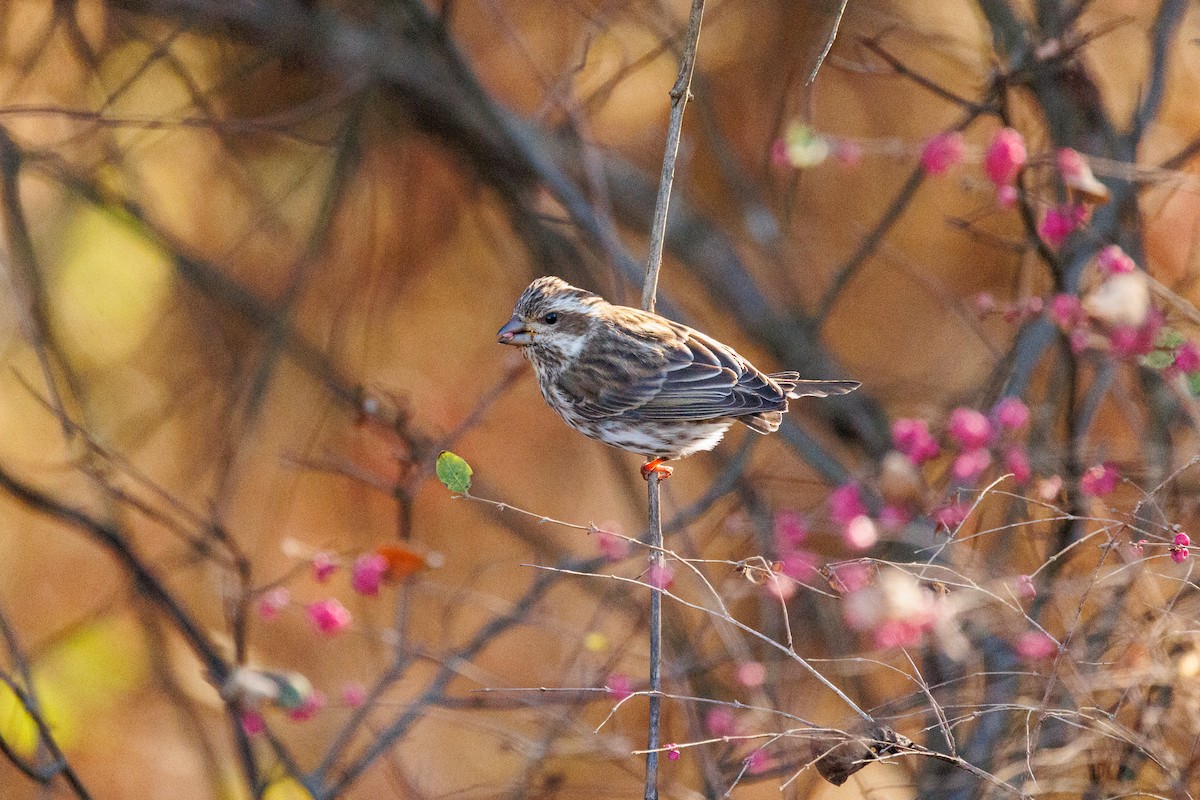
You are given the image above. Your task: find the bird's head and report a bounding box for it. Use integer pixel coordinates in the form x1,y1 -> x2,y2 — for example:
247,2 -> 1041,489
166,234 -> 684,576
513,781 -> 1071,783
497,276 -> 604,362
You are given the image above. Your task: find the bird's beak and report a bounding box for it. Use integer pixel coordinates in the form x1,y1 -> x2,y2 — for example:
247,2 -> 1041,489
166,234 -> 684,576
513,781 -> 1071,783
497,316 -> 533,346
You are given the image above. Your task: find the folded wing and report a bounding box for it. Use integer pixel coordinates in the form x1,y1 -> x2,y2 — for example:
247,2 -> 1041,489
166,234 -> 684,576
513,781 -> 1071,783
557,309 -> 798,423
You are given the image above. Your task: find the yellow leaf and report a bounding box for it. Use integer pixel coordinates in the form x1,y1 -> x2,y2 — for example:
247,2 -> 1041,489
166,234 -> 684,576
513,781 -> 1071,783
0,681 -> 41,759
51,206 -> 173,367
262,778 -> 314,800
36,616 -> 146,708
583,631 -> 609,653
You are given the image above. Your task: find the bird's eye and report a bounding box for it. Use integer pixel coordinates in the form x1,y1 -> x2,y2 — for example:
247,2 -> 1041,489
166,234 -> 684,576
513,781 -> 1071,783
544,312 -> 559,325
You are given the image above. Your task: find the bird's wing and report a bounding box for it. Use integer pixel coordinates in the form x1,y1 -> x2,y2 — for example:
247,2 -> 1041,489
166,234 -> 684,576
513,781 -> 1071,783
553,314 -> 673,421
631,324 -> 787,421
556,310 -> 785,422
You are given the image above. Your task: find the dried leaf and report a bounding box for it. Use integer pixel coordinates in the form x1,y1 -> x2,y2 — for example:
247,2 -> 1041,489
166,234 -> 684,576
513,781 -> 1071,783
377,544 -> 428,581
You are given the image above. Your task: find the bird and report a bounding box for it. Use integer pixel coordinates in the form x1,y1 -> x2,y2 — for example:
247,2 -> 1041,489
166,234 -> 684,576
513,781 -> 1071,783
497,276 -> 860,479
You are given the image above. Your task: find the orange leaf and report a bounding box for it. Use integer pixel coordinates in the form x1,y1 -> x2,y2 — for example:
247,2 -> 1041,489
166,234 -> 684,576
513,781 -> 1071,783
376,544 -> 427,581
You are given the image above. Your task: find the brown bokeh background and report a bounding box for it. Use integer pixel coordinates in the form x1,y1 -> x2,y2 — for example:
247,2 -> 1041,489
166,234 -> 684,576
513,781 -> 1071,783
1,1 -> 1199,798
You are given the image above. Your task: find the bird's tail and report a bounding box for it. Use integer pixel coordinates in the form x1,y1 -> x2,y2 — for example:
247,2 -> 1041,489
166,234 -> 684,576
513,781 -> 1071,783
770,373 -> 861,399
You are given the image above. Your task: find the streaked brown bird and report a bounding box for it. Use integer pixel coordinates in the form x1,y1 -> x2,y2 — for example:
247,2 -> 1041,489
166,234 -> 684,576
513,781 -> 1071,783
497,276 -> 859,479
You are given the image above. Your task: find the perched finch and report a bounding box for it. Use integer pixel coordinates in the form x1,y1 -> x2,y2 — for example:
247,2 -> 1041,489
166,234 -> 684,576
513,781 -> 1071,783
497,276 -> 859,478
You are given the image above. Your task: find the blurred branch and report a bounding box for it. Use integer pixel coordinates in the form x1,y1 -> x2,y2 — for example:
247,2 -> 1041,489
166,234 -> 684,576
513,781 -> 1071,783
0,126 -> 80,434
811,166 -> 926,327
593,149 -> 890,456
858,37 -> 990,111
112,0 -> 882,470
316,439 -> 754,795
0,466 -> 230,684
1131,0 -> 1189,143
0,608 -> 93,799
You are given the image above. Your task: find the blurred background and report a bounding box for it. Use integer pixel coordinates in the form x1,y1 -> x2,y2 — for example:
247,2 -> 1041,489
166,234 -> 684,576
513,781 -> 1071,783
1,0 -> 1199,798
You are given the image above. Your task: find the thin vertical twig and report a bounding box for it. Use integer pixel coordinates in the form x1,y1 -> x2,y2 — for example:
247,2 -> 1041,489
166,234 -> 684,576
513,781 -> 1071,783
640,0 -> 706,314
806,0 -> 850,85
643,474 -> 664,800
641,2 -> 705,798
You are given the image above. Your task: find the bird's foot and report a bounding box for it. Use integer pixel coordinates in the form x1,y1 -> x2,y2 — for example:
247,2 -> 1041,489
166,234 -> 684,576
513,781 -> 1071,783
641,458 -> 673,481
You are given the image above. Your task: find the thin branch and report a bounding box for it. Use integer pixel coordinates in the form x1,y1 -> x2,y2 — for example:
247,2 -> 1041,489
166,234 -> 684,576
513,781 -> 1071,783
806,0 -> 849,85
640,0 -> 705,313
640,3 -> 705,798
858,37 -> 990,111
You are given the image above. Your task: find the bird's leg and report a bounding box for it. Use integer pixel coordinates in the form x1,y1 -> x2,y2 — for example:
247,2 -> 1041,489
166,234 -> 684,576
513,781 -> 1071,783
640,458 -> 673,481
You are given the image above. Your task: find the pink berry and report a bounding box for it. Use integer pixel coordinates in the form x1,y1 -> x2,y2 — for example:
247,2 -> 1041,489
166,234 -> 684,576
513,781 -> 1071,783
241,710 -> 266,735
828,562 -> 871,594
973,292 -> 997,315
1173,342 -> 1200,374
1172,531 -> 1191,563
951,448 -> 992,482
288,690 -> 327,722
1049,293 -> 1083,329
763,572 -> 796,601
1003,446 -> 1032,484
947,407 -> 993,450
983,127 -> 1027,186
256,587 -> 290,621
1080,462 -> 1120,497
892,418 -> 941,464
834,139 -> 864,167
992,397 -> 1030,430
311,552 -> 338,583
306,598 -> 352,635
770,138 -> 790,167
1096,244 -> 1136,275
1015,631 -> 1058,661
842,515 -> 879,551
878,504 -> 911,532
736,661 -> 767,687
934,502 -> 969,532
596,527 -> 631,562
646,562 -> 674,590
1039,204 -> 1086,248
607,673 -> 633,701
920,131 -> 966,175
779,551 -> 817,581
705,707 -> 738,737
745,749 -> 770,774
829,483 -> 867,526
351,553 -> 388,596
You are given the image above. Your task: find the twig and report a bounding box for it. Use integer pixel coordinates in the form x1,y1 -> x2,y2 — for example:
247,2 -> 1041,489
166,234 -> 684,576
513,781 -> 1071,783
643,472 -> 665,800
0,611 -> 93,799
806,0 -> 849,85
640,0 -> 705,314
639,3 -> 705,797
858,36 -> 989,111
0,125 -> 78,436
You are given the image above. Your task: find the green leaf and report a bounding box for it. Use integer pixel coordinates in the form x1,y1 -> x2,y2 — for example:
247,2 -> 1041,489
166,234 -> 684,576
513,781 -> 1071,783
1156,327 -> 1186,349
1189,372 -> 1200,396
1142,349 -> 1175,371
436,451 -> 472,493
271,671 -> 314,711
